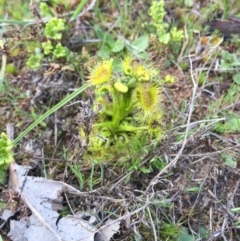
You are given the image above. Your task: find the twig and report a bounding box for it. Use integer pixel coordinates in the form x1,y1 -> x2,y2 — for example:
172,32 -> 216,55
95,197 -> 150,234
6,123 -> 14,142
147,206 -> 157,241
177,25 -> 188,63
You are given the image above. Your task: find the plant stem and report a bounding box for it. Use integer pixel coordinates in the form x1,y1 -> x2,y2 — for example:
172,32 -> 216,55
223,0 -> 229,20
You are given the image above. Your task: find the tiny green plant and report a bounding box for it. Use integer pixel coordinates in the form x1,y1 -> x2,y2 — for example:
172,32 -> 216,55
218,48 -> 240,87
26,6 -> 69,69
26,54 -> 43,70
160,222 -> 181,240
148,0 -> 183,56
0,133 -> 13,184
44,17 -> 66,40
79,55 -> 174,164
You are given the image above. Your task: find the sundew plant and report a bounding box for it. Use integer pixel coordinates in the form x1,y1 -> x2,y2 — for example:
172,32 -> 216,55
79,55 -> 174,163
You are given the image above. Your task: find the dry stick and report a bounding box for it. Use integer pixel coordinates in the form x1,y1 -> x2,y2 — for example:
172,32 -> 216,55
221,216 -> 228,241
6,123 -> 14,142
64,192 -> 75,216
228,179 -> 240,208
208,190 -> 238,221
146,54 -> 198,193
177,25 -> 188,63
147,206 -> 157,241
167,145 -> 240,158
210,205 -> 213,237
94,196 -> 151,235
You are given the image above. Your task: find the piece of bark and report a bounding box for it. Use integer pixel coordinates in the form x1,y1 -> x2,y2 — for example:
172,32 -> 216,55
207,15 -> 240,35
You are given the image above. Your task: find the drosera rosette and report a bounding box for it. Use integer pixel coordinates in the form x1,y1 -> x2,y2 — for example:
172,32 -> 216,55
79,55 -> 172,164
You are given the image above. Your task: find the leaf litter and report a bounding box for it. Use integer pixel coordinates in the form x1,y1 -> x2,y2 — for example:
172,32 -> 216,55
1,161 -> 120,241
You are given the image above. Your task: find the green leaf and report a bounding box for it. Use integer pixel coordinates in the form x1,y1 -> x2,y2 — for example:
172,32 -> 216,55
133,51 -> 148,59
13,83 -> 90,145
177,228 -> 194,241
0,170 -> 6,185
97,47 -> 111,59
230,207 -> 240,213
112,39 -> 125,52
70,165 -> 85,190
139,166 -> 152,174
150,158 -> 166,170
44,18 -> 65,40
70,0 -> 88,22
158,33 -> 170,44
0,133 -> 13,170
222,153 -> 237,168
220,50 -> 240,71
199,225 -> 208,239
94,25 -> 105,39
184,0 -> 194,7
233,73 -> 240,85
104,33 -> 115,46
40,2 -> 54,17
26,54 -> 43,70
114,82 -> 128,93
132,35 -> 149,52
42,40 -> 53,55
128,158 -> 141,171
185,186 -> 200,193
215,117 -> 240,133
53,43 -> 68,59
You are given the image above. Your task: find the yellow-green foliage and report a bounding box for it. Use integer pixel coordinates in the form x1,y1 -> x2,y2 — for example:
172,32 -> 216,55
149,1 -> 183,45
0,133 -> 13,170
79,55 -> 174,163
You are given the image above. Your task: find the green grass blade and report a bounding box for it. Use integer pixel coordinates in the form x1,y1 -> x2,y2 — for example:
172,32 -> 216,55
13,83 -> 90,145
70,0 -> 88,22
0,19 -> 35,25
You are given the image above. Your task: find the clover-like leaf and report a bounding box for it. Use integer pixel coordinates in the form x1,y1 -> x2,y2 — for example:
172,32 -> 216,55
132,35 -> 149,53
112,39 -> 125,53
